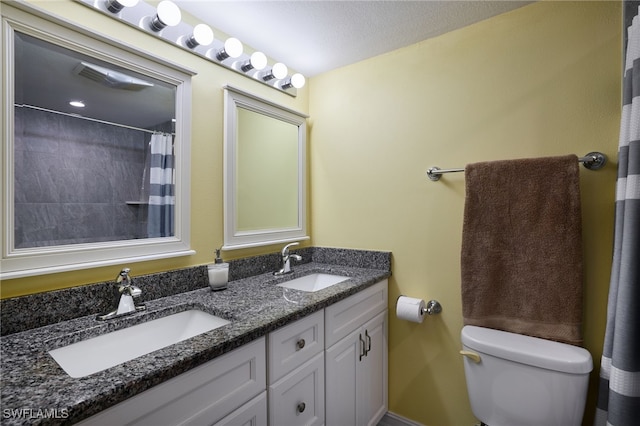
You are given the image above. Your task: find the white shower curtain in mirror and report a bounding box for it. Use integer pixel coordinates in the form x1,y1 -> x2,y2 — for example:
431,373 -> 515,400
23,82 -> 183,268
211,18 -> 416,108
147,133 -> 174,238
594,10 -> 640,426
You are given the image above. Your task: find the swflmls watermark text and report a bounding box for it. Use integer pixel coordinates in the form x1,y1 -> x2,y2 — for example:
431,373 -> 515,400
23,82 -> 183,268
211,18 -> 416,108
2,408 -> 69,420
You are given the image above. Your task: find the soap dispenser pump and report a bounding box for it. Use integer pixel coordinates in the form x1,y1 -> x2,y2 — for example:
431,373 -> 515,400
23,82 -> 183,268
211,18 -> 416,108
208,248 -> 229,291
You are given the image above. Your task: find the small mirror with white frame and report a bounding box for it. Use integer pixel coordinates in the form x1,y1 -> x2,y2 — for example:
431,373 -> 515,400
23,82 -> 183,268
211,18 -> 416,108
223,86 -> 309,250
1,2 -> 195,279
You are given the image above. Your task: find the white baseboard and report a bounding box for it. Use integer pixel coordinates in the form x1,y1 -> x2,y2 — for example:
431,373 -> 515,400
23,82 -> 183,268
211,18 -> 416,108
377,411 -> 425,426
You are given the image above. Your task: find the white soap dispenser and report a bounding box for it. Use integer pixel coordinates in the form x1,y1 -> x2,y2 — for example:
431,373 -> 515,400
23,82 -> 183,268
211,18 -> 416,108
208,248 -> 229,291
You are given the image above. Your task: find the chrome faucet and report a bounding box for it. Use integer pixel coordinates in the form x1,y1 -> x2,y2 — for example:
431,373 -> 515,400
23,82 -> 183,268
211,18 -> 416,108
97,268 -> 146,320
274,242 -> 302,276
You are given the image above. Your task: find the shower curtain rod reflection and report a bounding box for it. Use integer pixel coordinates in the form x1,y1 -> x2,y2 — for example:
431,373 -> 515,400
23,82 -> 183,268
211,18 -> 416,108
426,151 -> 608,181
15,104 -> 174,135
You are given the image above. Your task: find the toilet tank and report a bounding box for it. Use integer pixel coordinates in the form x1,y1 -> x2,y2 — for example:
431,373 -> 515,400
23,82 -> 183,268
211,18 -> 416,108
461,326 -> 592,426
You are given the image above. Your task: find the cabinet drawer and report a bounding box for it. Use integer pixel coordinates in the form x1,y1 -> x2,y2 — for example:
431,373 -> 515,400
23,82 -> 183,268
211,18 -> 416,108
213,391 -> 267,426
269,352 -> 324,426
325,280 -> 387,347
80,337 -> 266,426
268,309 -> 324,384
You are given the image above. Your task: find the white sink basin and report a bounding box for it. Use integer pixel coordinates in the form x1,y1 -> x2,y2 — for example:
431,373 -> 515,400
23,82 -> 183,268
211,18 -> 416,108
277,273 -> 350,292
48,309 -> 230,378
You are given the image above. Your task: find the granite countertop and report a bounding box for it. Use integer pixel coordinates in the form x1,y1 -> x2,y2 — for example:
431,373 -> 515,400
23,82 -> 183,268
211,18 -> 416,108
0,262 -> 391,425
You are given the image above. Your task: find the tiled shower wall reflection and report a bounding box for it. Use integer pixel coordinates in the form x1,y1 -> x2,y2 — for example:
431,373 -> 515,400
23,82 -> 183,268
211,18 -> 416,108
13,107 -> 149,248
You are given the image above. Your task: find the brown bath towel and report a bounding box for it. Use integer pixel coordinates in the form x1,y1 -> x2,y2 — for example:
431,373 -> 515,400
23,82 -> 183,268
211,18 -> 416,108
461,154 -> 583,345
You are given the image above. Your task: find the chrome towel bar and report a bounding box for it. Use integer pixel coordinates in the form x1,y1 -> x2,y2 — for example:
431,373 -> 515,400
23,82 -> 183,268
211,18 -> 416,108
426,151 -> 607,181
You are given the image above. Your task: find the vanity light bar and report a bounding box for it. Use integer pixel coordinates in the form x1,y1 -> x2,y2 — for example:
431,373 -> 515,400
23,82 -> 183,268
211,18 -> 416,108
75,0 -> 303,96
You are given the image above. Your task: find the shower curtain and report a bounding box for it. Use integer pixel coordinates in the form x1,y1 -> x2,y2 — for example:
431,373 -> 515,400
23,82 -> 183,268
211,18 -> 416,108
594,11 -> 640,426
147,133 -> 174,238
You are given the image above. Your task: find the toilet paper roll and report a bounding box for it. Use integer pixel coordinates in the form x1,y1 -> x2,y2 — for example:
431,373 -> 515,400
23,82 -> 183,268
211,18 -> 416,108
396,295 -> 426,323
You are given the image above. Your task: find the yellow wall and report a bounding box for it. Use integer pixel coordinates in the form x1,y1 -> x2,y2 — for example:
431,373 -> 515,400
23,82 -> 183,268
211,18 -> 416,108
0,0 -> 310,298
308,1 -> 620,425
237,108 -> 299,231
1,1 -> 622,425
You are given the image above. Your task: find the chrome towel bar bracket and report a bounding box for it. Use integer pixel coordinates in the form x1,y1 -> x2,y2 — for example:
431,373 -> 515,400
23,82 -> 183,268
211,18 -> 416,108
426,151 -> 607,181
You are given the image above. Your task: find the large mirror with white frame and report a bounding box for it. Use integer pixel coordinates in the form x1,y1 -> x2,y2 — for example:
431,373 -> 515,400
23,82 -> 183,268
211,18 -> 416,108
223,86 -> 308,249
1,2 -> 195,279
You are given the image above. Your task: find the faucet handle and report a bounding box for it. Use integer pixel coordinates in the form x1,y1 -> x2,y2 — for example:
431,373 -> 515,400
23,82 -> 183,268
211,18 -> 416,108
116,268 -> 133,294
116,268 -> 131,283
117,268 -> 142,297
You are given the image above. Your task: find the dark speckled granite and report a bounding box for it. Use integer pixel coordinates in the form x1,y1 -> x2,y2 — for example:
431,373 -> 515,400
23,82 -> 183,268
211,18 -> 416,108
0,248 -> 391,425
1,267 -> 209,336
226,246 -> 313,281
311,247 -> 392,270
1,247 -> 390,336
226,246 -> 390,282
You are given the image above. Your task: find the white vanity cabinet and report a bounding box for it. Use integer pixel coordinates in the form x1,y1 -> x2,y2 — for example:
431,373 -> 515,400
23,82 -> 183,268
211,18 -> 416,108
267,309 -> 325,426
325,279 -> 388,426
80,337 -> 266,426
78,279 -> 388,426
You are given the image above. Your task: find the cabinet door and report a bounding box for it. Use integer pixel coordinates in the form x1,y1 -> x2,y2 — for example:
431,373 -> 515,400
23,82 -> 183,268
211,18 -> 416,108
326,311 -> 388,426
325,328 -> 361,426
359,310 -> 388,426
269,352 -> 325,426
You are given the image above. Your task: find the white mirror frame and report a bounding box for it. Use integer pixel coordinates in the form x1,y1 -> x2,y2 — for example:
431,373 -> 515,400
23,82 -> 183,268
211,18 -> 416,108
223,86 -> 309,250
1,2 -> 195,279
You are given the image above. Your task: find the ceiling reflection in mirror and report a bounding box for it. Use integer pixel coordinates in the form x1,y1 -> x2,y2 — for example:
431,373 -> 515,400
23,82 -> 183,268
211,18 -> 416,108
13,31 -> 177,248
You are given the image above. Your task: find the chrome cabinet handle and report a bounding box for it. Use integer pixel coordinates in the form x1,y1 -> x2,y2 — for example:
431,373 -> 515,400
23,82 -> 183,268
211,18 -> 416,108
365,330 -> 371,355
296,338 -> 306,350
297,402 -> 306,414
359,333 -> 366,361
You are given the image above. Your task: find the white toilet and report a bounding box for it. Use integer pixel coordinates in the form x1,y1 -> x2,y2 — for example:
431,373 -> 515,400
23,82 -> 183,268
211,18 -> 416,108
460,325 -> 593,426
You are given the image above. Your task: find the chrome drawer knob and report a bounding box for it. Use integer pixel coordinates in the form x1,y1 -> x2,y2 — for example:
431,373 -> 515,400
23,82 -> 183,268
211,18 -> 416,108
297,402 -> 306,413
296,339 -> 306,350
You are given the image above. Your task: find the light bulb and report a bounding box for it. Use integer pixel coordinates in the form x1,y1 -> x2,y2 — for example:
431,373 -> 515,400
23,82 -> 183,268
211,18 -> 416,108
291,73 -> 305,88
241,51 -> 267,72
150,0 -> 181,32
251,52 -> 267,70
186,24 -> 213,48
216,37 -> 243,61
226,38 -> 243,58
69,100 -> 85,108
106,0 -> 139,13
281,73 -> 306,90
272,63 -> 288,79
263,63 -> 288,81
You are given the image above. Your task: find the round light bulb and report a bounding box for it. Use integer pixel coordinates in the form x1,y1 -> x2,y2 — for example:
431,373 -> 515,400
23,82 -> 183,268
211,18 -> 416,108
272,62 -> 288,80
156,0 -> 181,27
250,52 -> 267,70
191,24 -> 214,47
106,0 -> 139,13
69,100 -> 85,108
224,38 -> 243,59
291,73 -> 305,89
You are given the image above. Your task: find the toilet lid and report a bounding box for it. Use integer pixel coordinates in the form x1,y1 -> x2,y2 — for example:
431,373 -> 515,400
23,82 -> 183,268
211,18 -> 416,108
461,326 -> 593,374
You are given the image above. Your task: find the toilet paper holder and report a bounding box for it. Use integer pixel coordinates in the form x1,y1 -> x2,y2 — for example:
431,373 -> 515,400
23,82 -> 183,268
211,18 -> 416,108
422,300 -> 442,315
396,296 -> 443,323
